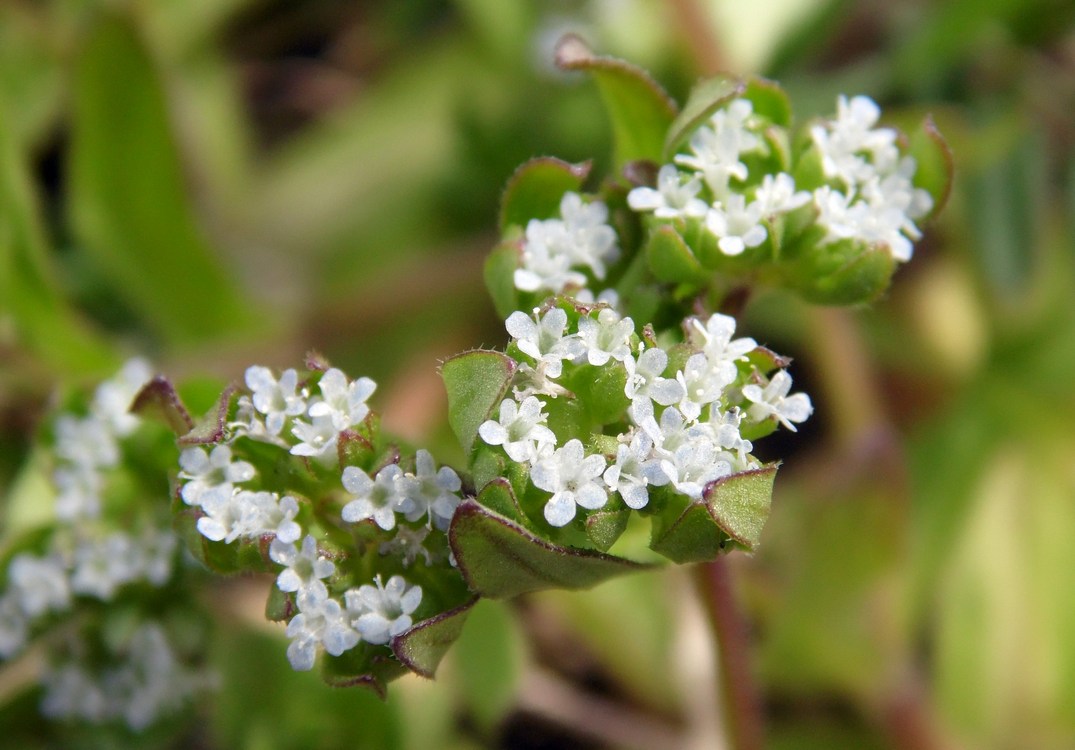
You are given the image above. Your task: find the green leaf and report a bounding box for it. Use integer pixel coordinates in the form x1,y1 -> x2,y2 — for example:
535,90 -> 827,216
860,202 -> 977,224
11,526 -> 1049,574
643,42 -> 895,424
448,499 -> 653,598
585,509 -> 631,552
742,77 -> 792,128
320,644 -> 408,697
663,74 -> 743,160
708,466 -> 778,549
0,86 -> 114,372
786,237 -> 896,306
68,13 -> 254,344
499,157 -> 591,232
908,115 -> 954,222
129,377 -> 194,436
441,350 -> 516,455
645,224 -> 708,284
555,34 -> 677,170
391,597 -> 478,679
651,467 -> 778,561
475,477 -> 530,526
484,240 -> 522,321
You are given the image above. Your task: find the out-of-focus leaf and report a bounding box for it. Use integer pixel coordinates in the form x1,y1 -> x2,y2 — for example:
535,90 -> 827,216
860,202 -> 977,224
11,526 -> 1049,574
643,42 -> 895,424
484,241 -> 521,321
0,89 -> 114,372
450,598 -> 524,732
68,13 -> 254,343
130,377 -> 194,435
440,350 -> 516,455
448,499 -> 652,598
743,77 -> 793,128
908,115 -> 954,222
498,157 -> 591,232
555,34 -> 677,171
0,5 -> 63,149
393,597 -> 478,679
663,75 -> 743,160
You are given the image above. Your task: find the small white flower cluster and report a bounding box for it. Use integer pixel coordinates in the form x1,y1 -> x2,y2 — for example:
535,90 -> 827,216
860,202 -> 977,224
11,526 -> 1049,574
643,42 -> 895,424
810,95 -> 933,261
628,95 -> 930,262
233,365 -> 377,460
281,567 -> 423,672
0,362 -> 206,729
40,622 -> 211,730
340,449 -> 463,532
514,191 -> 621,294
479,304 -> 812,527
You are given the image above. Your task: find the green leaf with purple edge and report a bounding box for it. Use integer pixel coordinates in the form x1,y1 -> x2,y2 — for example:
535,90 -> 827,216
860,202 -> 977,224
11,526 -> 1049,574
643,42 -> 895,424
498,157 -> 592,232
129,376 -> 193,436
650,466 -> 777,561
178,384 -> 235,446
663,74 -> 744,161
320,644 -> 409,698
555,34 -> 678,170
441,350 -> 517,455
908,115 -> 954,222
645,224 -> 709,284
476,477 -> 530,527
484,240 -> 522,321
585,509 -> 631,552
265,584 -> 293,623
391,596 -> 479,678
448,499 -> 653,599
706,465 -> 778,550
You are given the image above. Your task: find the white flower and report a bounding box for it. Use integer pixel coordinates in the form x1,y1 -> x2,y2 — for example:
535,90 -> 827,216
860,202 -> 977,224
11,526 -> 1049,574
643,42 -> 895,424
307,368 -> 377,431
603,430 -> 668,509
54,415 -> 117,470
559,192 -> 620,279
752,172 -> 811,216
505,307 -> 584,378
742,370 -> 813,431
705,194 -> 767,256
196,490 -> 299,544
659,435 -> 733,499
178,444 -> 256,508
704,407 -> 755,469
478,396 -> 557,463
53,465 -> 102,521
577,308 -> 634,366
687,312 -> 757,386
398,449 -> 462,529
345,575 -> 423,645
70,533 -> 139,600
341,465 -> 406,531
91,358 -> 153,437
811,94 -> 899,186
270,535 -> 335,599
8,554 -> 70,617
286,589 -> 359,670
40,664 -> 109,724
638,405 -> 707,460
627,165 -> 709,219
531,439 -> 608,527
379,526 -> 434,567
624,345 -> 685,408
511,361 -> 572,401
245,366 -> 307,436
674,99 -> 759,195
289,413 -> 340,459
676,352 -> 726,422
514,218 -> 587,294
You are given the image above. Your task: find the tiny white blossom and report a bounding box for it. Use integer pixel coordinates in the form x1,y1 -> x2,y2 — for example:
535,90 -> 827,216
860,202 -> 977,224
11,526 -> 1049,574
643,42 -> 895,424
577,308 -> 634,366
478,396 -> 557,463
603,430 -> 668,509
531,439 -> 608,527
624,345 -> 685,408
0,595 -> 28,658
752,172 -> 811,216
704,407 -> 755,469
506,307 -> 585,378
379,526 -> 434,567
91,358 -> 153,436
676,352 -> 726,422
558,192 -> 620,279
705,194 -> 767,256
811,94 -> 899,185
674,99 -> 759,195
8,554 -> 70,617
398,449 -> 462,529
53,465 -> 102,521
289,413 -> 341,459
270,535 -> 335,599
70,533 -> 139,600
345,575 -> 423,645
742,370 -> 813,431
341,465 -> 406,531
285,589 -> 359,670
659,435 -> 734,499
687,313 -> 757,387
54,416 -> 117,470
307,368 -> 377,431
627,165 -> 709,219
514,218 -> 587,294
245,366 -> 307,436
178,444 -> 255,508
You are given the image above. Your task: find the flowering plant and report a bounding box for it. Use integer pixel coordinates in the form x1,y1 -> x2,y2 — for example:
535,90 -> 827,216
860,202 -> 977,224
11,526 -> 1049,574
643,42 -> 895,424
0,36 -> 949,725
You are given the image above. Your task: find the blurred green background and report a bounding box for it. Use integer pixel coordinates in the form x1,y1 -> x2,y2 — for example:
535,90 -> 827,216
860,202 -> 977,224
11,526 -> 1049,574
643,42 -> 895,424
1,0 -> 1074,748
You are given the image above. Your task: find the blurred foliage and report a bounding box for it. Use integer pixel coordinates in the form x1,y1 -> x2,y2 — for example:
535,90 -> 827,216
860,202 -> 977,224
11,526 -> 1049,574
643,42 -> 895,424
1,0 -> 1074,748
